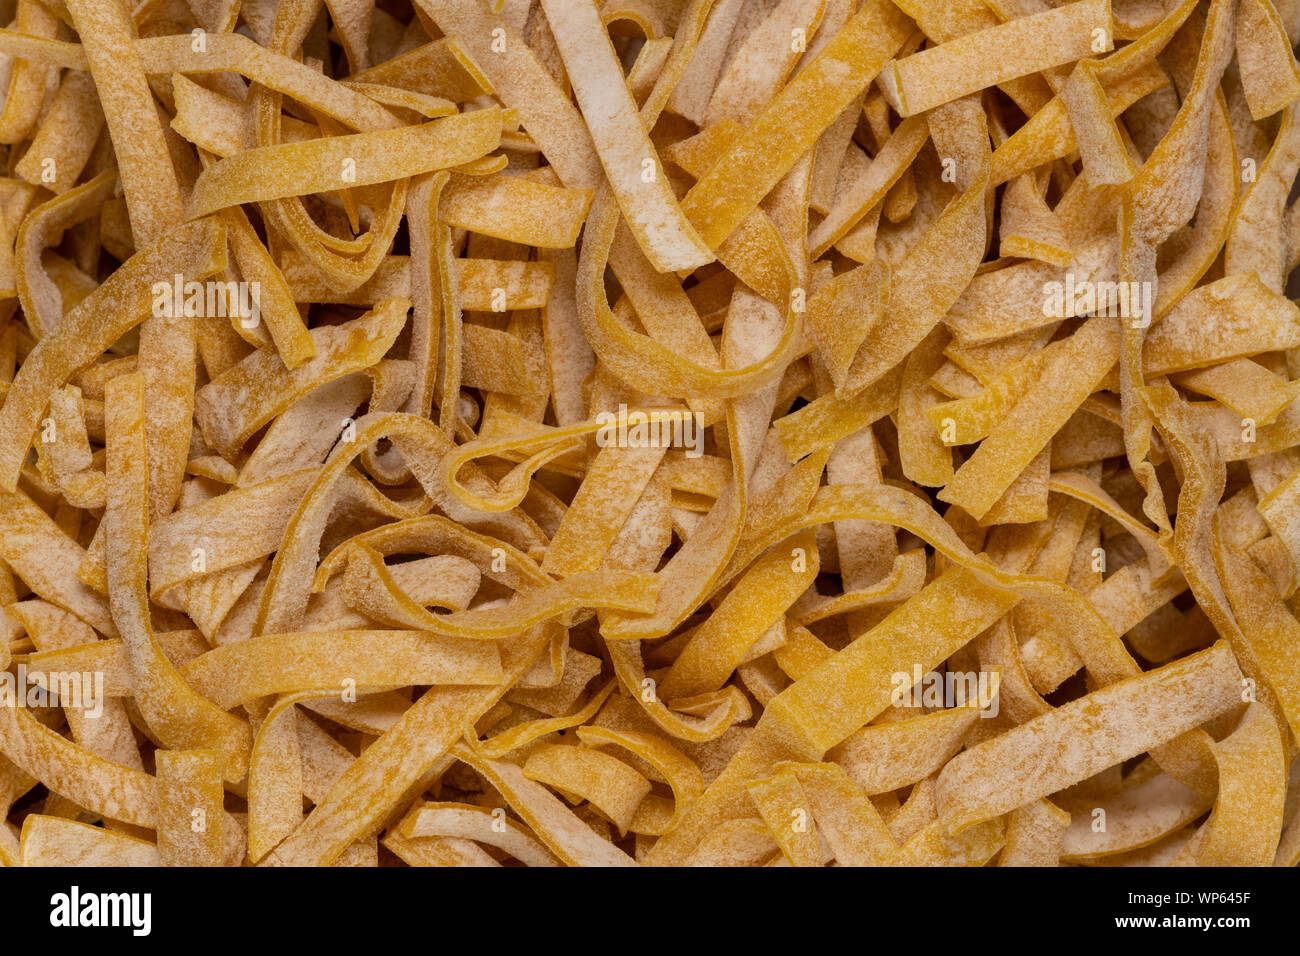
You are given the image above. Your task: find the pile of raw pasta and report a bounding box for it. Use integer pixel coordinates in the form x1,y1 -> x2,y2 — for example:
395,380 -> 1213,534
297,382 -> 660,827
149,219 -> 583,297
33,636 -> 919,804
0,0 -> 1298,867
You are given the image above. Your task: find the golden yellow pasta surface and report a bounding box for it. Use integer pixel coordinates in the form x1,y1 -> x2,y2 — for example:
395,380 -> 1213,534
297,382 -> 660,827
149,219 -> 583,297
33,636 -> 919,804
0,0 -> 1296,870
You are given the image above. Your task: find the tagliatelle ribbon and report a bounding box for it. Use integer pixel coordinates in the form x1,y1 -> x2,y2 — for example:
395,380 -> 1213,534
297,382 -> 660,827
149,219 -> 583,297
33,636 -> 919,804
1195,702 -> 1287,865
1058,769 -> 1210,861
681,0 -> 912,251
940,319 -> 1121,519
156,749 -> 229,866
935,642 -> 1244,833
21,815 -> 161,867
0,700 -> 157,827
181,630 -> 506,708
188,112 -> 504,220
539,0 -> 712,272
104,371 -> 253,782
879,0 -> 1113,118
399,801 -> 559,866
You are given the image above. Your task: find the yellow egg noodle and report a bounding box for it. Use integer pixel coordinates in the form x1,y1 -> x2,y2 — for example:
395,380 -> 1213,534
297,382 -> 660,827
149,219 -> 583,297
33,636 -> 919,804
0,0 -> 1295,869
